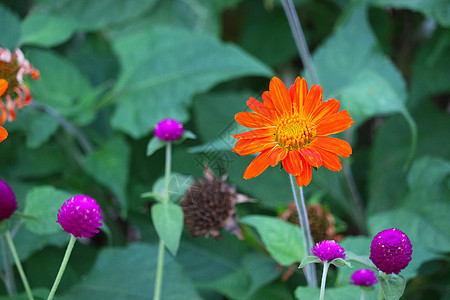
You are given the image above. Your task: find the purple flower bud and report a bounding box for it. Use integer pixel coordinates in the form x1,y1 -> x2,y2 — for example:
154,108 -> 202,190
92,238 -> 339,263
370,228 -> 412,275
312,240 -> 346,262
350,269 -> 378,286
154,119 -> 184,142
0,179 -> 17,221
57,195 -> 102,238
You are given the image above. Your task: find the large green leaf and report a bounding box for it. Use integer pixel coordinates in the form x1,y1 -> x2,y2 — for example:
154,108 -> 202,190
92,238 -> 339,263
27,49 -> 94,116
23,186 -> 73,235
151,202 -> 184,255
110,25 -> 272,138
0,5 -> 20,49
32,0 -> 158,30
370,0 -> 450,27
20,14 -> 82,47
377,273 -> 406,300
82,136 -> 130,217
59,243 -> 203,300
311,2 -> 413,129
241,215 -> 305,266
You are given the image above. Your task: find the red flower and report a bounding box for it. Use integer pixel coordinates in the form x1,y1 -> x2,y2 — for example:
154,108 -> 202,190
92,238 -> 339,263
232,77 -> 354,187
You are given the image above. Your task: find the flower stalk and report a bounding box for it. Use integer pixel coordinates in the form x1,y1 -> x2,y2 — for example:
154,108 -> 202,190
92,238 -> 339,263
5,230 -> 34,300
47,235 -> 76,300
319,261 -> 330,300
153,142 -> 172,300
289,175 -> 317,287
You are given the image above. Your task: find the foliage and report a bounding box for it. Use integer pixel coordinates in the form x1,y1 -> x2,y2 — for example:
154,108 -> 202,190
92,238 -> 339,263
0,0 -> 449,299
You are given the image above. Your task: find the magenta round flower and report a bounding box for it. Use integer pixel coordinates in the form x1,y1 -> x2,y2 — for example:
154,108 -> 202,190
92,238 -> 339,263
351,269 -> 378,286
57,195 -> 102,238
0,179 -> 17,221
154,119 -> 184,142
312,240 -> 346,262
370,228 -> 412,275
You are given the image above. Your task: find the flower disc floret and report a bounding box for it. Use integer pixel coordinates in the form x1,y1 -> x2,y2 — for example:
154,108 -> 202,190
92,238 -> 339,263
312,240 -> 345,262
154,119 -> 184,142
57,195 -> 102,238
0,179 -> 17,221
370,228 -> 412,275
350,269 -> 378,286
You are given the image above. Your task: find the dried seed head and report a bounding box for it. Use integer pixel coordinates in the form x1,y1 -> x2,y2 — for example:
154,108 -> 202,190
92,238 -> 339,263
180,166 -> 252,239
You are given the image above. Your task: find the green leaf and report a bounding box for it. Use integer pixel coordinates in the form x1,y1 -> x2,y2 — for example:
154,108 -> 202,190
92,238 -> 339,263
146,136 -> 165,157
82,136 -> 130,217
240,215 -> 305,266
32,0 -> 158,30
370,0 -> 450,27
23,186 -> 73,235
0,5 -> 20,49
152,202 -> 184,255
330,257 -> 352,268
145,173 -> 193,203
110,25 -> 272,138
299,255 -> 322,268
11,144 -> 65,178
312,3 -> 415,135
20,14 -> 81,47
378,273 -> 406,300
59,243 -> 202,300
27,49 -> 94,116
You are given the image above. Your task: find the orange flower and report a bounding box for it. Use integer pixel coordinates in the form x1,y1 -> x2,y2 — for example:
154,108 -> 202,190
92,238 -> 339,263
232,77 -> 354,187
0,79 -> 8,142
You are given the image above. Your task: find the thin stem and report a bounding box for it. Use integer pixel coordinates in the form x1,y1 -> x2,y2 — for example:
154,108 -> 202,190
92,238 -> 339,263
289,175 -> 317,287
5,230 -> 34,300
280,0 -> 319,85
153,142 -> 172,300
377,284 -> 384,300
47,235 -> 76,300
360,289 -> 365,300
1,234 -> 17,295
319,262 -> 330,300
31,101 -> 94,154
153,240 -> 165,300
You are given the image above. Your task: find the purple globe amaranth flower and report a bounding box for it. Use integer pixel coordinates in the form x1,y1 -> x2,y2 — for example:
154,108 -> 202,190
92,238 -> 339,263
57,195 -> 102,238
351,269 -> 378,286
0,179 -> 17,221
370,228 -> 412,275
154,119 -> 184,142
312,240 -> 346,262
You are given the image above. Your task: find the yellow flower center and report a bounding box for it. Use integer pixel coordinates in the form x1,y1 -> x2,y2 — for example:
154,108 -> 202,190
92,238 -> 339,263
275,115 -> 316,150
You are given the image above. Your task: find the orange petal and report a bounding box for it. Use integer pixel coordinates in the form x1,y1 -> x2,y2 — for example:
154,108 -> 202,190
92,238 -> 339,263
298,147 -> 322,168
243,150 -> 271,179
282,150 -> 303,176
247,97 -> 276,120
268,146 -> 288,167
235,111 -> 273,128
0,79 -> 7,96
314,148 -> 342,171
269,77 -> 291,116
310,99 -> 340,123
0,126 -> 7,142
289,77 -> 307,115
233,138 -> 276,156
303,85 -> 323,118
295,162 -> 312,187
0,103 -> 7,125
316,110 -> 354,136
312,136 -> 352,157
232,128 -> 275,140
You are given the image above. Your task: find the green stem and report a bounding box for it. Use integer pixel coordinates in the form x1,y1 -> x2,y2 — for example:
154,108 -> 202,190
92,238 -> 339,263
289,175 -> 317,287
5,230 -> 34,300
47,235 -> 76,300
1,234 -> 17,295
153,142 -> 172,300
377,284 -> 384,300
360,289 -> 365,300
153,239 -> 165,300
319,262 -> 330,300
